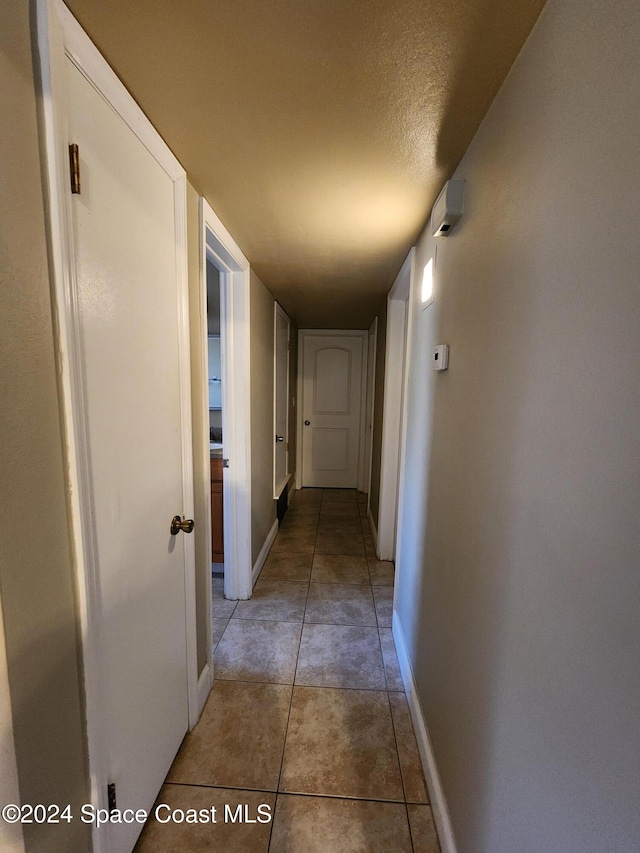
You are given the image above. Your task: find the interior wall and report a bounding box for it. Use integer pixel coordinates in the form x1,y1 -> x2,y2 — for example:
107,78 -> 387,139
250,271 -> 277,565
368,297 -> 387,527
0,597 -> 25,853
394,1 -> 640,851
0,2 -> 90,850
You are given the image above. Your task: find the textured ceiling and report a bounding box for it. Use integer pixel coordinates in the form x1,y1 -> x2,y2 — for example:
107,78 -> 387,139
65,0 -> 546,327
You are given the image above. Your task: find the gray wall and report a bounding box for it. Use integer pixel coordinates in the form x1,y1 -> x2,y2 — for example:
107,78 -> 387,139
394,0 -> 640,851
0,1 -> 90,850
368,298 -> 387,527
250,271 -> 277,565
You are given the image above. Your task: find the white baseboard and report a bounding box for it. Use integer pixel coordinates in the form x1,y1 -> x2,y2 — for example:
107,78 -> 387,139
252,518 -> 279,587
367,506 -> 379,550
195,662 -> 213,723
392,613 -> 458,853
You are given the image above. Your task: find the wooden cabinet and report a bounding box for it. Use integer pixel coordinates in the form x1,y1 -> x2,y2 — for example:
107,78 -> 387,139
210,457 -> 224,562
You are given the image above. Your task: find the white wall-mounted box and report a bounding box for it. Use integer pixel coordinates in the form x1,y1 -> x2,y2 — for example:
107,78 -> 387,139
432,344 -> 449,371
431,180 -> 464,237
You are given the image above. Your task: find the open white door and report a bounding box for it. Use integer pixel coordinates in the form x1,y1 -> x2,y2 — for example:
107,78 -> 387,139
200,199 -> 253,602
363,317 -> 378,500
274,303 -> 291,497
378,250 -> 414,561
39,3 -> 195,851
300,331 -> 366,488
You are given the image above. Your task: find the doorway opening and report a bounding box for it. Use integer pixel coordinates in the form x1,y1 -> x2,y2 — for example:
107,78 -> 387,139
273,302 -> 291,502
199,197 -> 253,617
377,249 -> 415,562
206,261 -> 225,577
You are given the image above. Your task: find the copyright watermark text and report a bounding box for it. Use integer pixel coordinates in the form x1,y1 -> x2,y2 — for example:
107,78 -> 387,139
2,802 -> 272,827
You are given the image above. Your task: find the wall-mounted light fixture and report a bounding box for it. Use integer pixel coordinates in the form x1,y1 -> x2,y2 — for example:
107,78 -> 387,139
421,245 -> 438,309
421,258 -> 434,306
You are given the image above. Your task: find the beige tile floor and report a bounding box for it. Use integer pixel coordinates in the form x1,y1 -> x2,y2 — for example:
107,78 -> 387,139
135,489 -> 440,852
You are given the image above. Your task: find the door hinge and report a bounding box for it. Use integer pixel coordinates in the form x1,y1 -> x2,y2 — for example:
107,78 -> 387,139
107,782 -> 117,813
286,442 -> 289,451
222,458 -> 229,468
69,144 -> 81,194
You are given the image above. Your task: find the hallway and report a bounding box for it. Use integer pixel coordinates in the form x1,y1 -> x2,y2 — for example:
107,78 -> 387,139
135,489 -> 440,851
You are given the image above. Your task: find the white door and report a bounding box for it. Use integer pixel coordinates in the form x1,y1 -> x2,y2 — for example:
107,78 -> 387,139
274,304 -> 290,496
301,333 -> 365,488
67,58 -> 190,852
363,317 -> 378,495
377,250 -> 414,561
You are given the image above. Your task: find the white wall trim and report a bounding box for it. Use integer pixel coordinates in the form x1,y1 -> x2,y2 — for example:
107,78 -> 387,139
377,249 -> 414,560
196,663 -> 213,719
36,3 -> 196,848
200,198 -> 253,602
392,613 -> 458,853
53,1 -> 184,180
367,505 -> 379,550
252,518 -> 279,586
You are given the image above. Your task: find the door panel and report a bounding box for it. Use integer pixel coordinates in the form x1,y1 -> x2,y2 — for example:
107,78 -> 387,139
302,334 -> 364,488
314,348 -> 351,413
274,305 -> 290,495
68,59 -> 189,853
312,428 -> 349,471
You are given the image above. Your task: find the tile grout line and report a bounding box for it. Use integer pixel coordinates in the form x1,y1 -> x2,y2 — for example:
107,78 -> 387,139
215,675 -> 402,694
208,490 -> 415,848
377,619 -> 391,693
406,800 -> 417,853
267,490 -> 349,850
165,779 -> 417,806
265,495 -> 319,852
270,491 -> 321,839
366,510 -> 417,838
384,675 -> 418,852
386,685 -> 410,805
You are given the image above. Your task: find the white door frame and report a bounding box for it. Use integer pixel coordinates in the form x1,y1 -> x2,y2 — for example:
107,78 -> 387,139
363,317 -> 378,502
200,198 -> 253,601
36,2 -> 198,848
296,329 -> 368,490
377,249 -> 415,560
273,302 -> 291,497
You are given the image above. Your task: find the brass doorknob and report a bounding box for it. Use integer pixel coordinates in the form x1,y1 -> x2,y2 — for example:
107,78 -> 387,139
170,515 -> 195,535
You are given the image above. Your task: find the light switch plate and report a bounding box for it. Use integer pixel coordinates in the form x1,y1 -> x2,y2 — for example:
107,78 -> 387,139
432,344 -> 449,371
